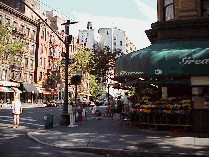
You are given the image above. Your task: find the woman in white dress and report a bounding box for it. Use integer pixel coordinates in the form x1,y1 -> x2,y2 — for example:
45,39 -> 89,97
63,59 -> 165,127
11,95 -> 22,128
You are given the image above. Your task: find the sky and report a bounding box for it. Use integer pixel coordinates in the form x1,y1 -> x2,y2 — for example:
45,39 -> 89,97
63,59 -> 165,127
39,0 -> 157,50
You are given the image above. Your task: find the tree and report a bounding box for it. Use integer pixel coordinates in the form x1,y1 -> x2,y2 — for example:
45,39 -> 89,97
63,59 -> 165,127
68,46 -> 91,75
89,75 -> 105,101
0,23 -> 26,64
88,44 -> 124,80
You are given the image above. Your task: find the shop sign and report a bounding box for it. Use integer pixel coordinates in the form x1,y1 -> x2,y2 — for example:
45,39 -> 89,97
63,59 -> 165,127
155,69 -> 162,75
120,71 -> 144,76
179,56 -> 209,65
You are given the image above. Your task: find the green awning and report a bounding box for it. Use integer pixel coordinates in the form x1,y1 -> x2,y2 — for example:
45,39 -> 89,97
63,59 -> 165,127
115,40 -> 209,78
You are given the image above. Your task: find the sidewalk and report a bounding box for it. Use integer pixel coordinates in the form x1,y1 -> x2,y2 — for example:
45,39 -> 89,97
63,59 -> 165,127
27,115 -> 209,157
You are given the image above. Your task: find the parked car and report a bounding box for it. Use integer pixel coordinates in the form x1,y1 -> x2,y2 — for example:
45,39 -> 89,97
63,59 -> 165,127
88,101 -> 96,107
69,98 -> 87,104
98,99 -> 108,106
46,101 -> 56,107
55,100 -> 63,106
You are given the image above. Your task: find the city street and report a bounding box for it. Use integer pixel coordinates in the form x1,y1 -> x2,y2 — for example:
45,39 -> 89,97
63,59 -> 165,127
0,106 -> 103,157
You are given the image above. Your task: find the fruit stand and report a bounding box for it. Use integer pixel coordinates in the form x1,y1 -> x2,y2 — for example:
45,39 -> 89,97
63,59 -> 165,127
129,98 -> 192,131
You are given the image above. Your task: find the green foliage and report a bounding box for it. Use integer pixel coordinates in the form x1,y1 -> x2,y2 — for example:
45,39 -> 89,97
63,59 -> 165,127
68,46 -> 91,75
0,24 -> 26,64
89,45 -> 123,79
89,75 -> 105,100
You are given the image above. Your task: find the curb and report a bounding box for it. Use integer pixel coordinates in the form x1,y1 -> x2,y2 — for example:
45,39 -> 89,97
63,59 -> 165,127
26,130 -> 205,157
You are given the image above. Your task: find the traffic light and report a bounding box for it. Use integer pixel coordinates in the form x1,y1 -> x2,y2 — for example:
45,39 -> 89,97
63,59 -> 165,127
71,75 -> 81,85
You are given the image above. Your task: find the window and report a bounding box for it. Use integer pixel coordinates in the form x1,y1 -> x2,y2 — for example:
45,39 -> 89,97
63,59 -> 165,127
25,58 -> 28,67
120,41 -> 122,46
24,73 -> 27,82
20,25 -> 24,32
30,59 -> 33,69
164,0 -> 174,21
39,72 -> 42,81
26,28 -> 30,37
13,21 -> 17,30
6,18 -> 10,24
15,2 -> 21,9
40,58 -> 42,66
44,58 -> 46,68
202,0 -> 209,17
2,70 -> 6,80
107,31 -> 109,35
30,45 -> 34,54
40,45 -> 43,53
30,74 -> 33,83
31,30 -> 35,39
41,30 -> 44,38
114,42 -> 116,46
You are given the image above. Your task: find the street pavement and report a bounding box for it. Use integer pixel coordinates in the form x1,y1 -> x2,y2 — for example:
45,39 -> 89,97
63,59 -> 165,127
1,103 -> 209,156
27,108 -> 209,157
0,102 -> 46,109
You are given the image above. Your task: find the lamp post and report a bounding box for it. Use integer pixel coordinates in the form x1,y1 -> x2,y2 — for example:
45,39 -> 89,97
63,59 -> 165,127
60,20 -> 77,126
20,0 -> 77,126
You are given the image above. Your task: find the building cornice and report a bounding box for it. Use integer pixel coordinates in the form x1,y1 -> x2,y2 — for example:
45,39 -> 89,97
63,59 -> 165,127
0,2 -> 39,26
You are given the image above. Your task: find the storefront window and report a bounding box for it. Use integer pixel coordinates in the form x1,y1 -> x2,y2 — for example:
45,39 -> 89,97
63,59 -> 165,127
164,0 -> 174,21
202,0 -> 209,17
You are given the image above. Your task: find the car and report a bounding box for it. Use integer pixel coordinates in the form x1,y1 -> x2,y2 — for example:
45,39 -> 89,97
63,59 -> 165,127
45,101 -> 56,107
69,98 -> 87,104
98,99 -> 108,106
55,100 -> 63,106
88,101 -> 96,107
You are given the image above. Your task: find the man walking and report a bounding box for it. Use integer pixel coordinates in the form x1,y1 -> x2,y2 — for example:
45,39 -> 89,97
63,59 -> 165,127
122,92 -> 130,114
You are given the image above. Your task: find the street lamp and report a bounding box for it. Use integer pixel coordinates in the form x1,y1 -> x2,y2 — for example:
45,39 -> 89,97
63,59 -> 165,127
60,20 -> 77,126
20,0 -> 78,126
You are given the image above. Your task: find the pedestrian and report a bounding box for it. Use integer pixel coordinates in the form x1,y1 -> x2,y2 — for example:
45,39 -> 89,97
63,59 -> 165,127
11,95 -> 22,128
106,105 -> 110,117
109,97 -> 115,120
122,92 -> 130,114
117,96 -> 123,120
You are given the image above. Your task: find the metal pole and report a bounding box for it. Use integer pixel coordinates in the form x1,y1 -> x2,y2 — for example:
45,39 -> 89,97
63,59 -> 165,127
108,84 -> 110,105
60,20 -> 70,126
75,84 -> 77,106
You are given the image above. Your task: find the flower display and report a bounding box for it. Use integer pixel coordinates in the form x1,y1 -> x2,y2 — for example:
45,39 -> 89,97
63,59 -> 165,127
182,103 -> 191,107
163,110 -> 171,114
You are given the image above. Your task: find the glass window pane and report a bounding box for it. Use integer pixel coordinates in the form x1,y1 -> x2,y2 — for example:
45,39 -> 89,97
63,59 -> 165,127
164,0 -> 173,6
203,1 -> 209,16
165,5 -> 174,21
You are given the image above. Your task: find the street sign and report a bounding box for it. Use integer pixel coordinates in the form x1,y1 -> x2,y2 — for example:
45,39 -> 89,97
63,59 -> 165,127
61,58 -> 75,65
61,59 -> 66,64
69,58 -> 75,64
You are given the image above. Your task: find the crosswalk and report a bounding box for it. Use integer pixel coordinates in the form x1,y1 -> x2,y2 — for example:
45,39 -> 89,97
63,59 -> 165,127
0,116 -> 45,127
0,115 -> 46,141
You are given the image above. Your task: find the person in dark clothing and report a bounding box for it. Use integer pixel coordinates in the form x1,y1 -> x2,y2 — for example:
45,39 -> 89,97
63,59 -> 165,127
117,96 -> 123,120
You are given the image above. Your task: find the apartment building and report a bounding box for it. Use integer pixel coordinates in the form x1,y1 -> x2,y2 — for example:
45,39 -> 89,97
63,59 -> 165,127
125,37 -> 137,54
98,27 -> 126,54
78,22 -> 95,51
0,2 -> 38,84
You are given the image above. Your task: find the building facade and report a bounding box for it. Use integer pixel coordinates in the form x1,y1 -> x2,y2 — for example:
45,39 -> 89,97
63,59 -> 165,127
78,22 -> 95,51
98,27 -> 126,54
125,36 -> 137,54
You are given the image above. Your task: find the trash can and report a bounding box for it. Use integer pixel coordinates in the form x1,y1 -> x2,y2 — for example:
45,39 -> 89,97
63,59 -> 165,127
44,114 -> 53,129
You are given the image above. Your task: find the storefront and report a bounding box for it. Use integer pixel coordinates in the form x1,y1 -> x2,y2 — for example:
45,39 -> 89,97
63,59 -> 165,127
21,83 -> 39,103
115,39 -> 209,133
0,81 -> 20,104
